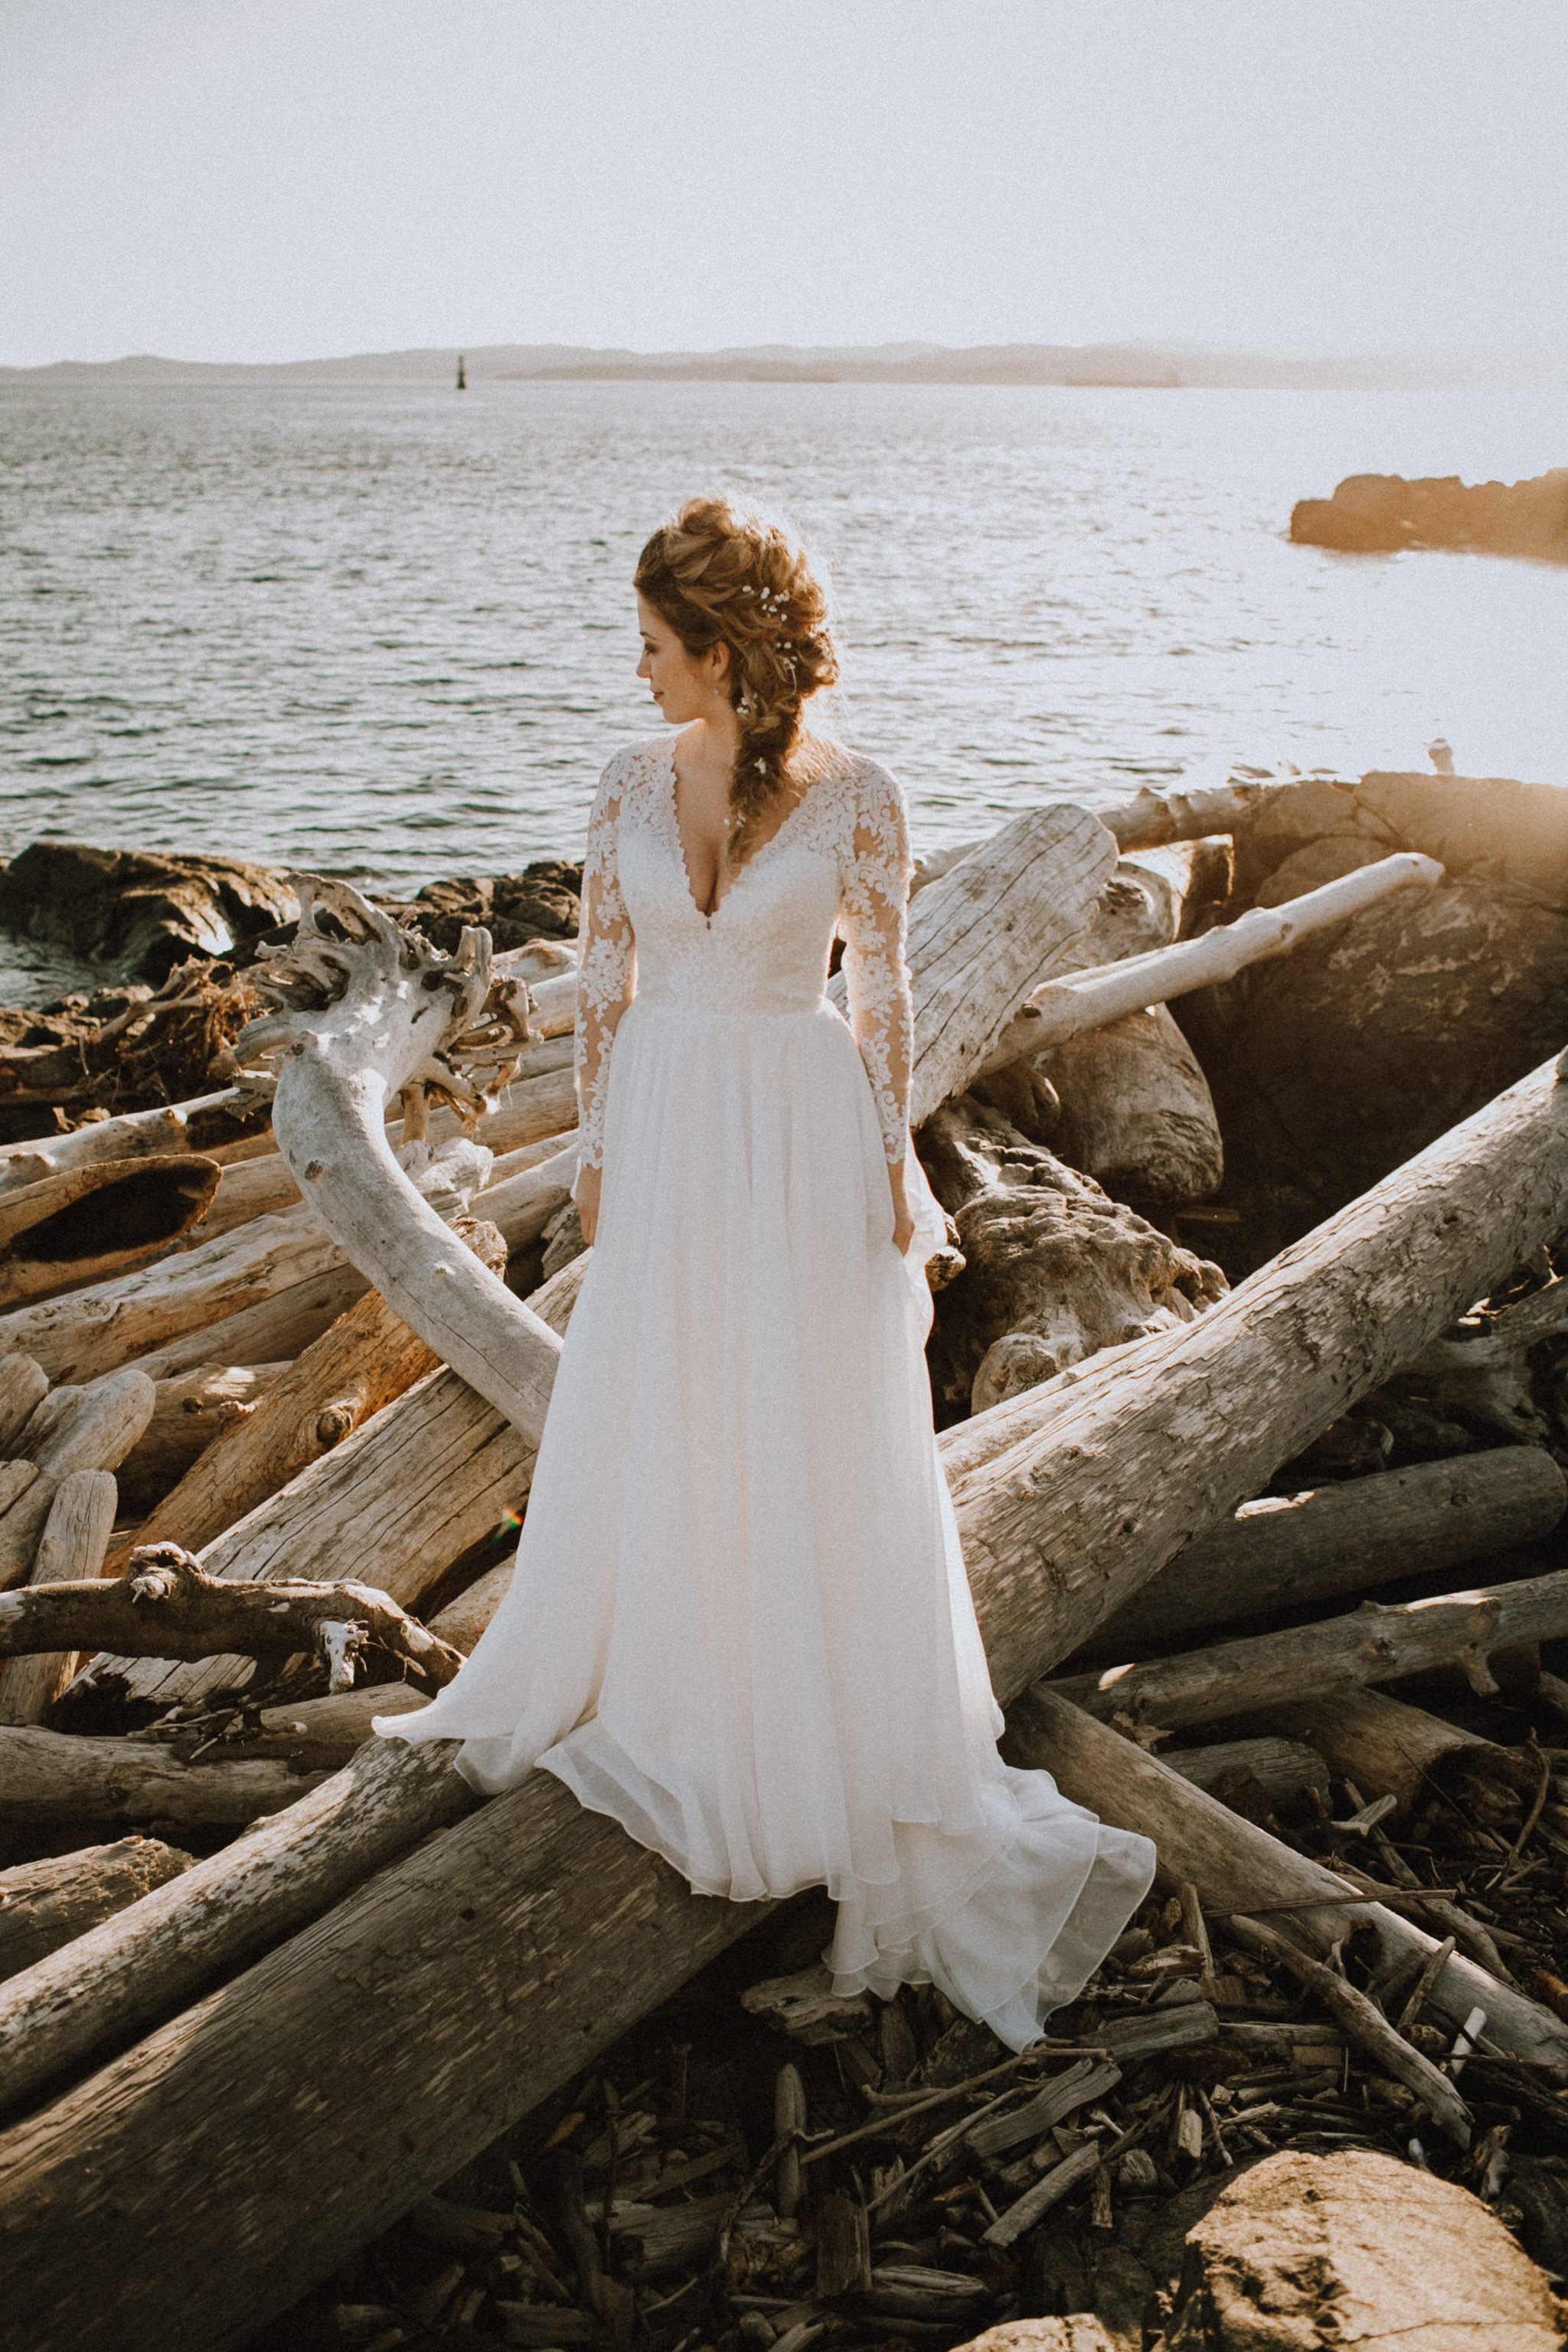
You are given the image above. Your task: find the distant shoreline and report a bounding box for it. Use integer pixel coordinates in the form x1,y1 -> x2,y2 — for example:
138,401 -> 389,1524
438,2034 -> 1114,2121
5,337 -> 1568,394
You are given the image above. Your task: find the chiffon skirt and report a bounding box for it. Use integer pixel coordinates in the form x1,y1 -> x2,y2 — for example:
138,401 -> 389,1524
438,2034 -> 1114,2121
377,996 -> 1153,2048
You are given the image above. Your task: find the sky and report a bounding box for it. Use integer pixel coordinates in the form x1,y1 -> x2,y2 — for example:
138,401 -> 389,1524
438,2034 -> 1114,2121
2,0 -> 1566,369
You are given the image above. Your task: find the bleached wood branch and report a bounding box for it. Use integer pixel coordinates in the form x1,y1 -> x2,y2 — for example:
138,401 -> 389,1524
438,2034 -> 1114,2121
979,850 -> 1442,1073
0,1544 -> 465,1690
237,877 -> 564,1449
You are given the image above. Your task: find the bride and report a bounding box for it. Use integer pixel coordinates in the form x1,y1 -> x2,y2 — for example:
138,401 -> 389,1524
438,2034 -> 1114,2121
377,498 -> 1153,2047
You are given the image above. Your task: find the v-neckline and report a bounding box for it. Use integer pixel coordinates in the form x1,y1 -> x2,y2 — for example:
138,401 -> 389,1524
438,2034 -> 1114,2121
665,738 -> 823,923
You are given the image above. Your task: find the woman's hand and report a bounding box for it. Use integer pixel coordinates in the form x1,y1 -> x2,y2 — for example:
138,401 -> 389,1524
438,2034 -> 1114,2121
575,1161 -> 603,1247
887,1157 -> 916,1256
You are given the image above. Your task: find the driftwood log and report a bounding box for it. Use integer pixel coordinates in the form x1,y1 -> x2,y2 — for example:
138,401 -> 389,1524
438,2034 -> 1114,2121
0,1086 -> 266,1194
127,1260 -> 371,1379
1268,1685 -> 1518,1820
1047,1566 -> 1568,1732
1161,1735 -> 1329,1809
103,1220 -> 507,1574
978,849 -> 1442,1073
0,1470 -> 117,1726
0,1155 -> 222,1308
1004,1687 -> 1568,2068
920,1096 -> 1227,1418
113,1361 -> 291,1514
0,1370 -> 155,1589
0,1354 -> 48,1452
0,1838 -> 194,1981
1030,1003 -> 1223,1207
1087,1446 -> 1566,1652
0,1122 -> 499,1390
100,1250 -> 586,1712
1,1544 -> 466,1694
0,1723 -> 329,1828
1374,1278 -> 1568,1449
824,802 -> 1118,1124
7,996 -> 1568,2344
0,1203 -> 351,1387
0,1570 -> 503,2113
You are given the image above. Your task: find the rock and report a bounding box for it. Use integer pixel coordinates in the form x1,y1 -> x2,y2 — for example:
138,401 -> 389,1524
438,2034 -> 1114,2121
917,1097 -> 1227,1422
1251,831 -> 1388,908
1354,771 -> 1568,911
953,2323 -> 1117,2352
1291,467 -> 1568,561
1155,2147 -> 1564,2349
1032,1006 -> 1223,1207
390,861 -> 582,953
1180,872 -> 1568,1215
0,844 -> 296,986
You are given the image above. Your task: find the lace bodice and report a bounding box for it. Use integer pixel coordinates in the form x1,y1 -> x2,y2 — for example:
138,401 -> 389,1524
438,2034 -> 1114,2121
574,736 -> 914,1168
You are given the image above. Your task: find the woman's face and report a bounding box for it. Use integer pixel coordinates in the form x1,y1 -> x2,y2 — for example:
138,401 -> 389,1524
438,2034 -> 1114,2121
636,593 -> 729,724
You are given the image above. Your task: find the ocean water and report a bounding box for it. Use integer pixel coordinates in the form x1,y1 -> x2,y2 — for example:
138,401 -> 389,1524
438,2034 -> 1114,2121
0,376 -> 1564,1001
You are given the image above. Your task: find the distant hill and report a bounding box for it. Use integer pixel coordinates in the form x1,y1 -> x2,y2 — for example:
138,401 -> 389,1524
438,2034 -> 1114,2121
5,339 -> 1567,391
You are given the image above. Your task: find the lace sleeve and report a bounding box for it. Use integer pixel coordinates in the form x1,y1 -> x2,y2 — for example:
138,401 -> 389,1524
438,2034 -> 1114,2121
839,763 -> 915,1166
573,756 -> 637,1170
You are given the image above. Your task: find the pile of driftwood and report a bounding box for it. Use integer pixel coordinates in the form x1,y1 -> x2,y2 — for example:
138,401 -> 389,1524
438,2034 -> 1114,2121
5,767 -> 1568,2352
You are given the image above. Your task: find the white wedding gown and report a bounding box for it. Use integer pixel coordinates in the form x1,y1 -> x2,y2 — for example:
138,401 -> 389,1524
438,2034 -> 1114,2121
377,736 -> 1153,2049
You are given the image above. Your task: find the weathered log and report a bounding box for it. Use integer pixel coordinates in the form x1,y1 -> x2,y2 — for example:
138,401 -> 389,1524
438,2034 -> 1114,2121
0,1087 -> 264,1194
920,1097 -> 1227,1418
949,1052 -> 1568,1699
1225,1910 -> 1473,2140
113,1361 -> 292,1515
1047,1566 -> 1568,1732
0,1202 -> 348,1387
194,1117 -> 580,1247
1161,1736 -> 1329,1810
0,1723 -> 328,1828
1100,776 -> 1299,853
1029,1003 -> 1223,1206
476,1138 -> 580,1252
237,880 -> 566,1448
104,1222 -> 506,1575
1087,1446 -> 1566,1653
0,1470 -> 117,1726
978,850 -> 1442,1074
1268,1685 -> 1514,1819
0,1123 -> 498,1390
8,1045 -> 1568,2345
1,1546 -> 466,1692
0,1156 -> 222,1308
0,1354 -> 48,1451
100,1253 -> 585,1710
825,803 -> 1118,1125
1376,1278 -> 1568,1448
0,1838 -> 194,1981
0,1370 -> 155,1590
1004,1687 -> 1568,2066
0,1735 -> 476,2121
0,1575 -> 492,2101
910,777 -> 1291,892
126,1260 -> 371,1379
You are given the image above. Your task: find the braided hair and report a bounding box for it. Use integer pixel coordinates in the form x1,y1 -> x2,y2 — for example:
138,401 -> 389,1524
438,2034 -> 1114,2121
633,497 -> 841,864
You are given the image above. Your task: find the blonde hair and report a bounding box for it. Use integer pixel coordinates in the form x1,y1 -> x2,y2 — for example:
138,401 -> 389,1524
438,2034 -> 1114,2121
634,496 -> 841,863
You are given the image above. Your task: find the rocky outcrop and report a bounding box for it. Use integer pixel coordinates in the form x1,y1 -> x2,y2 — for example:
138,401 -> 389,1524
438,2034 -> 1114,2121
1292,467 -> 1568,560
1177,771 -> 1568,1247
382,860 -> 583,953
0,844 -> 297,986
